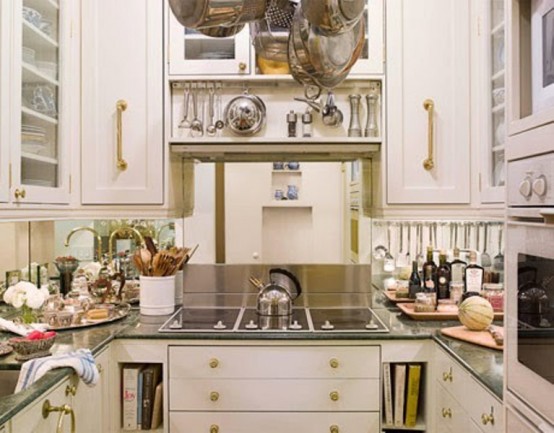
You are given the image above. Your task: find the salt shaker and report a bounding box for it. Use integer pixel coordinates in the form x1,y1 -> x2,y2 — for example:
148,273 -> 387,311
364,93 -> 379,137
287,110 -> 298,137
302,109 -> 313,137
348,94 -> 362,137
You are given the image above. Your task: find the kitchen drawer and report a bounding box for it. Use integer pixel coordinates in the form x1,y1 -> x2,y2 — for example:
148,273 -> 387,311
435,347 -> 469,403
506,406 -> 542,433
169,345 -> 380,379
170,412 -> 381,433
169,378 -> 379,412
466,377 -> 503,433
435,384 -> 470,433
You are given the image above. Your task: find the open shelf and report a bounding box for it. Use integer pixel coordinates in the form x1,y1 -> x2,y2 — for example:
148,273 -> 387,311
491,69 -> 505,82
491,21 -> 505,36
492,103 -> 505,114
21,152 -> 58,165
263,201 -> 312,208
22,20 -> 58,51
22,62 -> 59,86
21,107 -> 58,125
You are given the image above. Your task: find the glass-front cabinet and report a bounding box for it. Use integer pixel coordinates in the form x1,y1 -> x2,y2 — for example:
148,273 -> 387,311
477,0 -> 506,203
11,0 -> 70,204
350,0 -> 384,75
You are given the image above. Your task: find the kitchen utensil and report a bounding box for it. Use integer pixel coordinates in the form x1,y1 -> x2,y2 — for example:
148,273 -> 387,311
266,0 -> 297,28
168,0 -> 267,29
206,86 -> 217,136
224,90 -> 267,136
481,223 -> 492,269
322,91 -> 344,128
384,224 -> 395,272
301,0 -> 365,35
493,227 -> 504,272
178,84 -> 192,129
190,84 -> 204,137
397,223 -> 405,265
406,223 -> 412,264
416,223 -> 424,269
215,83 -> 225,130
364,92 -> 378,137
348,94 -> 362,137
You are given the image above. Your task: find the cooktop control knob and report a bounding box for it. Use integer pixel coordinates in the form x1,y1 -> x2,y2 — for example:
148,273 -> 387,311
289,320 -> 302,330
321,320 -> 335,330
245,320 -> 258,330
365,319 -> 378,330
213,320 -> 227,330
533,175 -> 547,197
519,177 -> 533,198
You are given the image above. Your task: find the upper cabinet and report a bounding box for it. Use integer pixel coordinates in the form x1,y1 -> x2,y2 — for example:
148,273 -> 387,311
350,0 -> 385,76
5,0 -> 73,205
386,0 -> 471,205
0,1 -> 10,203
81,0 -> 164,205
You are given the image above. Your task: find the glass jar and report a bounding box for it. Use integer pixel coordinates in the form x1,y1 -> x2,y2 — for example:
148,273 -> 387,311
414,293 -> 436,313
483,283 -> 504,312
449,282 -> 464,305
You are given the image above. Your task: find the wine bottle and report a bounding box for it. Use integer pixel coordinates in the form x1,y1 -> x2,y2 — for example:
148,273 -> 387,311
437,250 -> 451,300
408,261 -> 422,299
464,251 -> 484,293
422,246 -> 437,307
450,247 -> 467,284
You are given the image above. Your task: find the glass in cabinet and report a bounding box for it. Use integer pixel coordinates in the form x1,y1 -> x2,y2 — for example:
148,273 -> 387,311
349,0 -> 384,75
12,0 -> 69,203
168,9 -> 251,76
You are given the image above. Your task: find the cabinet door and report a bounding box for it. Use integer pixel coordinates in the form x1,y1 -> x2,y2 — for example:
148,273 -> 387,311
386,0 -> 471,204
350,0 -> 385,75
0,0 -> 9,203
168,9 -> 251,76
81,0 -> 163,204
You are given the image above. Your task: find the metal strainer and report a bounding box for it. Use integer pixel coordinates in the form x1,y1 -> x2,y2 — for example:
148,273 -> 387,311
265,0 -> 298,28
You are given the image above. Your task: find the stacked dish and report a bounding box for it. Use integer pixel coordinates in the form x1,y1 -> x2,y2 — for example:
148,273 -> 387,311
22,124 -> 47,154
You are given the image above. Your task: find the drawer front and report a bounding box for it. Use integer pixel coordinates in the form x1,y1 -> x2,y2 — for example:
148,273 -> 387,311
466,377 -> 503,433
169,346 -> 380,379
170,412 -> 381,433
436,385 -> 470,433
506,406 -> 541,433
169,378 -> 379,412
435,348 -> 468,403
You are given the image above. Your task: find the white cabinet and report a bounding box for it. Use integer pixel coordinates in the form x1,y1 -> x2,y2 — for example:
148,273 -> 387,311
81,0 -> 164,205
386,0 -> 471,204
0,0 -> 10,203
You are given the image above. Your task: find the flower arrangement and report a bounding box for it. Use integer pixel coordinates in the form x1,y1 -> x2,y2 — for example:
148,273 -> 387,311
3,281 -> 50,324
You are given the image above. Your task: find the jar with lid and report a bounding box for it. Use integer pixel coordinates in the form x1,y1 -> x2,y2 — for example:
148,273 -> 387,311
414,292 -> 436,313
483,283 -> 504,312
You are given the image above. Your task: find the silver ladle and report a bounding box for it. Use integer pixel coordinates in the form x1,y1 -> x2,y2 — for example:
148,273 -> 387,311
207,86 -> 216,137
178,84 -> 191,129
190,84 -> 204,137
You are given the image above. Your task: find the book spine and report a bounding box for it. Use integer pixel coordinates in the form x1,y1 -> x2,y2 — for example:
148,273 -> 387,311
122,367 -> 139,431
405,364 -> 422,427
137,370 -> 144,430
383,362 -> 394,426
142,368 -> 154,430
394,364 -> 407,427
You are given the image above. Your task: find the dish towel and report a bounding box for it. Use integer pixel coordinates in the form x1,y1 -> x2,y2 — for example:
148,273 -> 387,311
0,317 -> 48,336
15,348 -> 99,392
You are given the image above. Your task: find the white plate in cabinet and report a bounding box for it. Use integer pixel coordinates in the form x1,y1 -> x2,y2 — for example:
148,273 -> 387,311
436,385 -> 470,433
435,348 -> 468,403
170,412 -> 381,433
169,346 -> 380,379
466,377 -> 503,433
169,378 -> 380,412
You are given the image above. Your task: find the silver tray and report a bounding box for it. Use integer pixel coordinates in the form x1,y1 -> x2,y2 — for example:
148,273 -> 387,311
46,303 -> 131,331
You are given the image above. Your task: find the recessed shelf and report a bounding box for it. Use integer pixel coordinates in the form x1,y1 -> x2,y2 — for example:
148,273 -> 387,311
382,418 -> 426,431
263,202 -> 312,208
170,137 -> 382,145
272,170 -> 302,174
21,152 -> 58,165
21,107 -> 58,125
22,20 -> 59,51
22,62 -> 59,86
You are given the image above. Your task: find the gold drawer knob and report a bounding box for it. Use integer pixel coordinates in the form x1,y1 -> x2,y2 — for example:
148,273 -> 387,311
210,392 -> 220,402
210,425 -> 219,433
442,408 -> 452,419
209,358 -> 219,368
330,425 -> 339,433
329,391 -> 339,401
482,413 -> 495,426
329,358 -> 339,369
238,62 -> 247,72
14,188 -> 26,200
97,364 -> 103,374
442,368 -> 453,382
65,385 -> 77,397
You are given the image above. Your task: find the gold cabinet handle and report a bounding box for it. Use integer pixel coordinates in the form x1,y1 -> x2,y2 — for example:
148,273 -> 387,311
65,384 -> 77,397
442,408 -> 452,419
329,391 -> 339,401
42,400 -> 76,433
14,188 -> 26,200
481,411 -> 495,426
210,425 -> 219,433
330,425 -> 339,433
209,358 -> 219,369
116,99 -> 128,171
238,62 -> 247,72
442,368 -> 453,382
97,363 -> 103,374
423,99 -> 435,171
329,358 -> 339,369
210,391 -> 220,402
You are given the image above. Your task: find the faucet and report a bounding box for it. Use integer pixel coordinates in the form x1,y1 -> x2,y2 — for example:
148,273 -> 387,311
108,227 -> 145,261
64,227 -> 103,262
156,222 -> 175,245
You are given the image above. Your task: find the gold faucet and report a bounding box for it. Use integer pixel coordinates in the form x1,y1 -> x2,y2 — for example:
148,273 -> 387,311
64,227 -> 103,262
108,227 -> 145,260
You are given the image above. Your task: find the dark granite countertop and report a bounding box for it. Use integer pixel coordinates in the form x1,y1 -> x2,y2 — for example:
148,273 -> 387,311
0,281 -> 504,424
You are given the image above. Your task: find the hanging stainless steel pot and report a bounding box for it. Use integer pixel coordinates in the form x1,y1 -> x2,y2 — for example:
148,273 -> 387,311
301,0 -> 365,35
198,24 -> 246,38
224,90 -> 267,136
168,0 -> 267,29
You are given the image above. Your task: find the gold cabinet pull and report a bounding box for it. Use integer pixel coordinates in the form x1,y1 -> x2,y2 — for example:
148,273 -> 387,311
330,425 -> 339,433
210,391 -> 220,402
442,368 -> 453,382
209,358 -> 219,369
423,99 -> 435,171
65,384 -> 77,397
97,363 -> 103,374
42,400 -> 76,433
14,188 -> 26,200
238,62 -> 247,72
442,408 -> 452,419
116,99 -> 128,171
329,358 -> 339,369
210,425 -> 219,433
481,411 -> 495,426
329,391 -> 339,401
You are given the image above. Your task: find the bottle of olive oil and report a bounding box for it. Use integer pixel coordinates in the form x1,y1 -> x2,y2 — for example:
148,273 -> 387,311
422,246 -> 437,307
437,250 -> 451,300
450,247 -> 467,284
464,251 -> 484,294
408,261 -> 422,299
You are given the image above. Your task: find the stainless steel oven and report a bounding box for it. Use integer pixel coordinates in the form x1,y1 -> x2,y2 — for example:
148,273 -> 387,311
506,152 -> 554,427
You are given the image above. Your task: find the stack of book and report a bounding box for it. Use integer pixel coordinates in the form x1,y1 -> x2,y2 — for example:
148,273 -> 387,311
383,362 -> 423,429
122,364 -> 163,431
